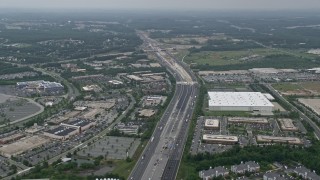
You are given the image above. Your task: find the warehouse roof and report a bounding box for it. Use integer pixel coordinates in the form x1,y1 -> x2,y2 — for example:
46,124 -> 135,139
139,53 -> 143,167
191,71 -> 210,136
263,93 -> 275,100
208,92 -> 274,107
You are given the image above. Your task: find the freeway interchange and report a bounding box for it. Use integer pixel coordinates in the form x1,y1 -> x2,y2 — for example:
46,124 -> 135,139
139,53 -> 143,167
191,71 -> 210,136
129,32 -> 198,180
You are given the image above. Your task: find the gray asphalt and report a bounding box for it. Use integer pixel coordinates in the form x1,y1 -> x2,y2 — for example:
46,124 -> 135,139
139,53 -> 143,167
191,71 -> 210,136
4,94 -> 136,180
129,32 -> 198,180
263,83 -> 320,139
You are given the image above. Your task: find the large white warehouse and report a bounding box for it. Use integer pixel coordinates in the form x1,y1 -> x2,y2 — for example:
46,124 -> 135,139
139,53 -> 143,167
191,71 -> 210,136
208,92 -> 274,113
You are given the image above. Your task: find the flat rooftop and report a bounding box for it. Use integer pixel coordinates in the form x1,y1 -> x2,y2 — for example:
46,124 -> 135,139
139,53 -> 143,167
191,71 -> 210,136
208,92 -> 274,107
127,75 -> 143,81
45,126 -> 78,136
146,95 -> 162,100
256,135 -> 302,144
204,119 -> 219,128
0,135 -> 49,157
278,119 -> 298,131
86,100 -> 115,109
203,134 -> 238,142
74,106 -> 87,111
138,109 -> 156,117
149,63 -> 161,67
228,117 -> 269,124
117,123 -> 139,130
82,108 -> 104,119
263,93 -> 275,100
0,133 -> 24,142
65,119 -> 92,127
108,80 -> 123,85
249,68 -> 297,74
199,70 -> 249,76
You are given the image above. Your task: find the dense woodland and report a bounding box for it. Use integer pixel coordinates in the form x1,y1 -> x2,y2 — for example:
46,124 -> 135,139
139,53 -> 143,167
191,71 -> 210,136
0,19 -> 142,63
139,14 -> 320,49
180,143 -> 320,180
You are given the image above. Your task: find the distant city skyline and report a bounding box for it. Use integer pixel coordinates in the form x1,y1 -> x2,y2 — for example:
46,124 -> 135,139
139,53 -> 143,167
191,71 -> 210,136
1,0 -> 320,10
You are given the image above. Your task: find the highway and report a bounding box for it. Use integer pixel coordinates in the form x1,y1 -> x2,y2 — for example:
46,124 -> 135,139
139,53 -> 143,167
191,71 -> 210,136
262,83 -> 320,139
129,31 -> 198,180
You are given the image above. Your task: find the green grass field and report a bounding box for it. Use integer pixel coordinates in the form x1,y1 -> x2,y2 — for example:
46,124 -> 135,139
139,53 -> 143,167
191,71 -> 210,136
272,83 -> 302,92
184,47 -> 320,69
173,49 -> 189,61
273,82 -> 320,92
112,160 -> 136,178
159,35 -> 226,45
300,81 -> 320,93
184,48 -> 277,66
111,140 -> 147,178
229,125 -> 247,135
205,83 -> 248,90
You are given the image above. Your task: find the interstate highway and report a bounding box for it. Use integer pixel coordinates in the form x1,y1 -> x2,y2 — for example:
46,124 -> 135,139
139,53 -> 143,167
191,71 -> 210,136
263,83 -> 320,139
129,32 -> 198,180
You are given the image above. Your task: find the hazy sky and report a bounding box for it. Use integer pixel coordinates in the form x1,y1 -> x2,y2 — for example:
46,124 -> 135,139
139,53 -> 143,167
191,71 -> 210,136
1,0 -> 320,10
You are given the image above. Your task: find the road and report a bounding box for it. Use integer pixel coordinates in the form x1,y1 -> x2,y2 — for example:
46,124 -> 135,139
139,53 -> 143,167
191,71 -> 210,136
262,83 -> 320,139
37,51 -> 133,64
129,31 -> 198,180
47,94 -> 135,164
0,97 -> 45,128
4,94 -> 135,180
31,66 -> 80,101
6,62 -> 80,101
0,63 -> 79,129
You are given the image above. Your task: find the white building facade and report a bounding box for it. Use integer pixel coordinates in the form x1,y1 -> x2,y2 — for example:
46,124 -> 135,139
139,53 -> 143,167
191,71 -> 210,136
208,92 -> 274,113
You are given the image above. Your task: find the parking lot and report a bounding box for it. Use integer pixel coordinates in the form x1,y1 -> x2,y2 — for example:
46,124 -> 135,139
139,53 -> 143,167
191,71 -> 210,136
0,97 -> 43,124
78,136 -> 140,159
191,116 -> 233,155
189,116 -> 308,155
202,74 -> 253,83
0,156 -> 14,178
16,122 -> 113,166
14,94 -> 131,166
0,85 -> 26,97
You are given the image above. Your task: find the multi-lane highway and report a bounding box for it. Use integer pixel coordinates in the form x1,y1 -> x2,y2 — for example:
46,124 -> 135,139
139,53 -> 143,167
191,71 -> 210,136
263,83 -> 320,139
129,32 -> 198,180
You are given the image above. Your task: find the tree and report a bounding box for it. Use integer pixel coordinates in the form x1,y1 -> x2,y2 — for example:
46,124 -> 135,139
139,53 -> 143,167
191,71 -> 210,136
22,160 -> 31,167
9,164 -> 17,173
66,152 -> 72,158
42,161 -> 48,168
